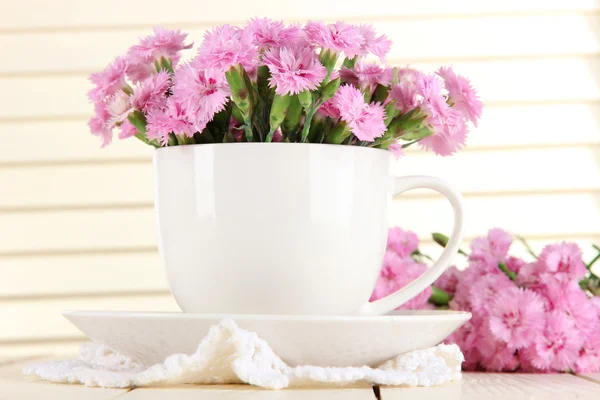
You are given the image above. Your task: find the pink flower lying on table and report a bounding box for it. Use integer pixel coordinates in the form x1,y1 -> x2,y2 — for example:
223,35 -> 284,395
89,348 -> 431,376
373,227 -> 600,373
370,227 -> 432,310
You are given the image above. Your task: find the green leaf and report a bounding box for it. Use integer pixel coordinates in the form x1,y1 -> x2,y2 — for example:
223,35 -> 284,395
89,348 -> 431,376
342,56 -> 357,69
371,84 -> 389,104
399,126 -> 434,141
127,110 -> 147,134
159,57 -> 174,74
384,101 -> 400,127
320,78 -> 341,102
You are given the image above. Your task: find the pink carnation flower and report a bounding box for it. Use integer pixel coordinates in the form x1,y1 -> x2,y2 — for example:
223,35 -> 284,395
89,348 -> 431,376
468,273 -> 514,314
304,21 -> 364,58
417,120 -> 467,157
545,284 -> 599,338
146,99 -> 200,145
247,18 -> 305,50
339,60 -> 390,94
574,330 -> 600,373
88,56 -> 127,102
537,242 -> 587,284
469,228 -> 513,267
128,27 -> 192,65
173,65 -> 230,121
106,91 -> 134,128
317,99 -> 341,119
592,296 -> 600,317
516,261 -> 543,289
416,73 -> 469,156
359,24 -> 392,62
195,24 -> 256,72
477,329 -> 520,372
88,102 -> 112,147
437,66 -> 483,126
333,85 -> 386,142
447,318 -> 482,371
488,287 -> 545,349
262,45 -> 327,95
390,68 -> 421,115
118,120 -> 138,140
126,62 -> 155,84
387,141 -> 404,159
132,70 -> 171,113
370,252 -> 432,310
521,310 -> 583,371
505,256 -> 525,274
434,266 -> 462,295
386,227 -> 419,258
450,257 -> 507,310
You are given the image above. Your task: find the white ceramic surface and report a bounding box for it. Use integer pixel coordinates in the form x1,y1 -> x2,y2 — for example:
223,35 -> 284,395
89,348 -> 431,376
154,143 -> 465,316
63,310 -> 471,367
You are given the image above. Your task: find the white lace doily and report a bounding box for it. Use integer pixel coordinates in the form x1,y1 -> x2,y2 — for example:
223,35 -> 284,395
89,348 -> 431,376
24,319 -> 463,389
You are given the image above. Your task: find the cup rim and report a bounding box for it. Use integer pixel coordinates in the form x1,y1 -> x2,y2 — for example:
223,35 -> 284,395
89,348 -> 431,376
154,142 -> 391,155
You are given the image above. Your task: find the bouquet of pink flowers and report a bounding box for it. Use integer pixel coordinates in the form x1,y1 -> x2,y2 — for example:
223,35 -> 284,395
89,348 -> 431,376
88,19 -> 482,156
373,227 -> 600,373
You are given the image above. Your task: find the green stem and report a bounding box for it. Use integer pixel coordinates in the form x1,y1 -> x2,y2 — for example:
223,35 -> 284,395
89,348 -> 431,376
429,286 -> 452,307
401,139 -> 420,149
516,235 -> 537,259
243,124 -> 253,142
412,249 -> 433,261
432,233 -> 468,256
134,133 -> 149,145
587,244 -> 600,272
133,132 -> 161,148
587,251 -> 600,270
301,107 -> 316,143
301,100 -> 322,143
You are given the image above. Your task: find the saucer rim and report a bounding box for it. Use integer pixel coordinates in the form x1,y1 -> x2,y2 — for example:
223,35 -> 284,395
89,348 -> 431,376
63,309 -> 472,322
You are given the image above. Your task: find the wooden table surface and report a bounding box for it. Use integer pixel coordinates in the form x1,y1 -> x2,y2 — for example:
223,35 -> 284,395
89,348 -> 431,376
1,355 -> 599,399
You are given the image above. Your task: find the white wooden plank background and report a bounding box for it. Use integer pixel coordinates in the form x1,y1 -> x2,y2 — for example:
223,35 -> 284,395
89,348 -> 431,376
2,14 -> 600,75
1,0 -> 600,357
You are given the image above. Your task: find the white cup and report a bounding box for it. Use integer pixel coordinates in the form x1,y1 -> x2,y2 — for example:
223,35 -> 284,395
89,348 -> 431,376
154,143 -> 464,316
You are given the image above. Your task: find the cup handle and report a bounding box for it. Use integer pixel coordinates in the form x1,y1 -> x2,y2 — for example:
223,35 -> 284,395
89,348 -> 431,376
359,175 -> 465,316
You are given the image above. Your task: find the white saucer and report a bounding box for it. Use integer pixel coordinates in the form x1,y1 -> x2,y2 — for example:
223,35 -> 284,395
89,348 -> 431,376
63,310 -> 470,367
